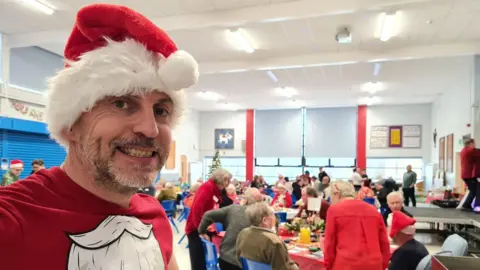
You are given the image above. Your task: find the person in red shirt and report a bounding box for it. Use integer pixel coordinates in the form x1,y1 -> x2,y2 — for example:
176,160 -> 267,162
270,183 -> 293,208
324,181 -> 390,270
0,4 -> 199,270
460,138 -> 480,211
186,168 -> 231,270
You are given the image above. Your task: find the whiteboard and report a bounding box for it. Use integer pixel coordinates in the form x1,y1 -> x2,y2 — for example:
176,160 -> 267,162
189,162 -> 203,185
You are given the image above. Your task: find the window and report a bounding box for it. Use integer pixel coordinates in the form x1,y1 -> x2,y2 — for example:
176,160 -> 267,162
256,157 -> 278,166
255,166 -> 303,185
305,157 -> 329,167
366,158 -> 423,182
203,157 -> 246,180
330,158 -> 355,167
279,157 -> 302,166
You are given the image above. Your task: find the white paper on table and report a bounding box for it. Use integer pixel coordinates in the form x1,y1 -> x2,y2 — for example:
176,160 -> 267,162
307,198 -> 321,212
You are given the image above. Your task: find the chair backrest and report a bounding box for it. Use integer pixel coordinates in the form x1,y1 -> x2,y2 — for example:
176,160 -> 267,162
363,197 -> 376,205
201,239 -> 219,267
291,194 -> 297,205
415,255 -> 432,270
183,207 -> 191,218
181,191 -> 190,200
161,200 -> 176,212
240,257 -> 271,270
441,234 -> 468,256
214,222 -> 224,232
274,212 -> 287,223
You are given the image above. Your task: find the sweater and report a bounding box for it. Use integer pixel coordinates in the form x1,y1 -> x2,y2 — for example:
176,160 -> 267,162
389,239 -> 429,270
185,180 -> 222,234
198,205 -> 250,266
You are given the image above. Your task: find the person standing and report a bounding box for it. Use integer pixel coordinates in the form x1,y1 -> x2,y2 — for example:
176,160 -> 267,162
460,139 -> 480,211
402,165 -> 417,207
318,166 -> 329,181
1,160 -> 24,186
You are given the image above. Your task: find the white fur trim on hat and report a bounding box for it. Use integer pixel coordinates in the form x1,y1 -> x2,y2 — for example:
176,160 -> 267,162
45,38 -> 198,148
400,225 -> 416,235
10,164 -> 23,169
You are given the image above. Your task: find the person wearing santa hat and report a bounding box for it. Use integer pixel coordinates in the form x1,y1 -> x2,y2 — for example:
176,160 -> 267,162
0,159 -> 24,186
389,211 -> 429,270
0,4 -> 198,270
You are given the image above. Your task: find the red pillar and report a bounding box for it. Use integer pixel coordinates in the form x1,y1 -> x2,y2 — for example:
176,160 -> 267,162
356,105 -> 367,169
246,109 -> 255,181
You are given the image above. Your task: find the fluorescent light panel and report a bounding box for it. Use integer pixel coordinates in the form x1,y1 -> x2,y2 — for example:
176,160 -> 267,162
361,82 -> 384,94
218,102 -> 241,111
275,87 -> 297,98
380,12 -> 397,42
228,29 -> 255,53
196,91 -> 223,101
20,0 -> 55,15
358,96 -> 380,106
266,71 -> 278,83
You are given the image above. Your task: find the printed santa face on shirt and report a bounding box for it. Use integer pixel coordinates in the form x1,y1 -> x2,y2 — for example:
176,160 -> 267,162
67,215 -> 164,270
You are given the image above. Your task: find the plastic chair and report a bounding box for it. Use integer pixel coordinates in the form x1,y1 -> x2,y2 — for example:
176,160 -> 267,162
161,200 -> 179,233
177,207 -> 190,247
201,239 -> 219,270
240,257 -> 271,270
363,197 -> 376,205
214,222 -> 224,232
440,234 -> 468,256
275,212 -> 287,223
178,205 -> 190,222
291,194 -> 297,206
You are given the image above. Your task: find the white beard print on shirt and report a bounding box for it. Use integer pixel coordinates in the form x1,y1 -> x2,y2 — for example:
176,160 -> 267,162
67,215 -> 164,270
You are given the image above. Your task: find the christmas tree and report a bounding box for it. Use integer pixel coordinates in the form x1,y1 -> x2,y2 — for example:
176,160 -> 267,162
209,150 -> 222,176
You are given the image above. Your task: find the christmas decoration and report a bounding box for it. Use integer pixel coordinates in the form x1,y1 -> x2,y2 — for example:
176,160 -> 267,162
208,150 -> 222,177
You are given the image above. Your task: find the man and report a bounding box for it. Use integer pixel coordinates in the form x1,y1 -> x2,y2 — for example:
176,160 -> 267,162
186,168 -> 231,270
376,178 -> 398,209
318,166 -> 328,181
198,188 -> 263,270
383,192 -> 413,226
304,170 -> 312,185
1,159 -> 23,186
0,4 -> 198,270
315,175 -> 331,197
157,182 -> 177,202
403,165 -> 417,207
31,159 -> 46,174
389,211 -> 429,270
236,202 -> 299,270
460,139 -> 480,211
295,187 -> 329,221
351,167 -> 363,191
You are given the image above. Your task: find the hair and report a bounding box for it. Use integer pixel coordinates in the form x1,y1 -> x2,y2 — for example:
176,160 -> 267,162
305,186 -> 318,198
285,177 -> 289,182
190,182 -> 201,193
305,170 -> 310,174
243,187 -> 263,205
387,191 -> 404,201
210,168 -> 232,186
245,202 -> 274,227
363,179 -> 372,187
253,175 -> 259,182
32,159 -> 45,166
464,138 -> 475,147
331,180 -> 356,198
165,182 -> 173,189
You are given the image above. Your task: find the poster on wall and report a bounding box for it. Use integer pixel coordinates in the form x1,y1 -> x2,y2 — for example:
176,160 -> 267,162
439,137 -> 445,171
446,134 -> 454,173
389,126 -> 403,147
215,128 -> 234,149
370,126 -> 389,149
402,125 -> 421,148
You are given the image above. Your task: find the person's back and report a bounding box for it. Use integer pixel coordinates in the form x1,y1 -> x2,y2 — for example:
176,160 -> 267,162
157,187 -> 177,202
324,199 -> 389,270
389,239 -> 428,270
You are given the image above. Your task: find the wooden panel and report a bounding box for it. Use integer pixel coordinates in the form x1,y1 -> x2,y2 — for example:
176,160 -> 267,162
181,155 -> 188,181
455,152 -> 466,194
165,140 -> 176,170
439,137 -> 445,171
446,134 -> 454,173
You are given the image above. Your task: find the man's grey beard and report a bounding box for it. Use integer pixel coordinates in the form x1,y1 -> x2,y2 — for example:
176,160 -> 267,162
78,137 -> 165,195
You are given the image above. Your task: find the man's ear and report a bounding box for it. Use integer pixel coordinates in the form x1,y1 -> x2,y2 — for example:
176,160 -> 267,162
61,126 -> 80,143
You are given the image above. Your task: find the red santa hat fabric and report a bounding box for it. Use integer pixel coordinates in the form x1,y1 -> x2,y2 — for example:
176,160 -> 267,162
10,160 -> 24,169
45,4 -> 198,148
389,211 -> 416,238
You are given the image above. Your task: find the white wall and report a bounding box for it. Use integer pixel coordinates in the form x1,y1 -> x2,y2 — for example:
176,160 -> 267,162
199,110 -> 246,159
367,104 -> 432,162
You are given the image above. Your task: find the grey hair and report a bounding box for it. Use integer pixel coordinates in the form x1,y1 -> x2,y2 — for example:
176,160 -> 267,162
190,182 -> 201,192
165,182 -> 173,188
210,168 -> 232,186
245,202 -> 274,227
243,187 -> 263,205
331,180 -> 356,198
387,191 -> 403,201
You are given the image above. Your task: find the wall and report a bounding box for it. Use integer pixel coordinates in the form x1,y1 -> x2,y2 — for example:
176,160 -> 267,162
9,46 -> 63,91
199,110 -> 246,159
367,104 -> 432,162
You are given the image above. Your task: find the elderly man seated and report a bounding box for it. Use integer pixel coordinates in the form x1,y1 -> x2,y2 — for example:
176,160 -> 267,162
271,183 -> 293,208
295,187 -> 329,220
199,188 -> 263,270
389,211 -> 429,270
383,192 -> 413,227
236,202 -> 299,270
156,182 -> 177,202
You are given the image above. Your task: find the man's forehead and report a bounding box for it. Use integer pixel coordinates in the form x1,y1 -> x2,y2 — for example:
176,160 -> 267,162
106,92 -> 173,103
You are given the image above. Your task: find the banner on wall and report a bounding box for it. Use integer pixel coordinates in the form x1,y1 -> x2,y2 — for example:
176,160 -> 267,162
5,99 -> 45,122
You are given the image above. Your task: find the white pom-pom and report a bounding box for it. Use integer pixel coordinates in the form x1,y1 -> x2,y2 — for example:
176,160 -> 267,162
158,50 -> 198,91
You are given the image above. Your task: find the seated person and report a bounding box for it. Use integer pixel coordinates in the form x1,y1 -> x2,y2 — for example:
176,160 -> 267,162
357,179 -> 375,200
199,188 -> 264,270
179,176 -> 190,192
383,192 -> 413,227
183,182 -> 200,208
324,180 -> 390,270
389,211 -> 429,270
296,187 -> 329,221
236,202 -> 299,270
156,182 -> 177,202
375,178 -> 396,209
270,184 -> 293,208
315,175 -> 330,197
220,184 -> 238,208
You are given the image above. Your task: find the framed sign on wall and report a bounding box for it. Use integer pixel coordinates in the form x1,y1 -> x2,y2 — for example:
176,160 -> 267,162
389,126 -> 403,147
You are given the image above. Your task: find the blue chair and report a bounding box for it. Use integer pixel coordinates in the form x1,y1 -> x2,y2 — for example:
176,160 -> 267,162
161,200 -> 179,233
214,222 -> 224,232
177,207 -> 190,247
291,194 -> 297,206
178,205 -> 190,222
240,257 -> 271,270
363,197 -> 376,205
201,239 -> 219,270
274,212 -> 287,223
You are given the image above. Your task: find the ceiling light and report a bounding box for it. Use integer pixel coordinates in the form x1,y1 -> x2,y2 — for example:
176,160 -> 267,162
266,71 -> 278,83
275,87 -> 297,98
227,28 -> 255,53
373,63 -> 382,77
335,27 -> 352,44
361,82 -> 384,94
218,102 -> 241,111
196,91 -> 223,101
380,12 -> 398,41
358,96 -> 380,106
288,99 -> 305,107
19,0 -> 55,15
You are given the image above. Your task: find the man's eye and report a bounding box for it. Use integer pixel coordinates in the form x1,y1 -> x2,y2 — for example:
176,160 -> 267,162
112,100 -> 129,109
154,107 -> 170,117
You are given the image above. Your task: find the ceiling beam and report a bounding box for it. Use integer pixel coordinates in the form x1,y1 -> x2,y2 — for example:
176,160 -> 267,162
199,42 -> 480,73
6,0 -> 437,48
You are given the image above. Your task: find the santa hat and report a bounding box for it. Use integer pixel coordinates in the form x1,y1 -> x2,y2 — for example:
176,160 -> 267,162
10,160 -> 24,169
389,211 -> 416,238
45,4 -> 198,148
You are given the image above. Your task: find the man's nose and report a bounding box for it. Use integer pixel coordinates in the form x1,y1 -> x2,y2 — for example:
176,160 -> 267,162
132,108 -> 159,138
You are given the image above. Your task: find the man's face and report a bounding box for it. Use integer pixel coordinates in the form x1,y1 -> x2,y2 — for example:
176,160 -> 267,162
322,176 -> 329,184
375,183 -> 383,190
69,92 -> 173,192
10,168 -> 23,177
388,195 -> 403,212
406,165 -> 412,172
278,187 -> 286,195
32,164 -> 45,173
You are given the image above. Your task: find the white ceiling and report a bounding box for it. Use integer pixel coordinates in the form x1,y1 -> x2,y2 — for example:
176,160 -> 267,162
0,0 -> 480,110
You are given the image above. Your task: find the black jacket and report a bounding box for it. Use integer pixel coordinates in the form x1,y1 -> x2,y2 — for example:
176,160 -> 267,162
318,171 -> 329,180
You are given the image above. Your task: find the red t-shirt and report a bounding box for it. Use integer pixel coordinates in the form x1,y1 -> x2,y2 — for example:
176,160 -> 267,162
0,167 -> 172,270
185,179 -> 221,235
